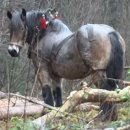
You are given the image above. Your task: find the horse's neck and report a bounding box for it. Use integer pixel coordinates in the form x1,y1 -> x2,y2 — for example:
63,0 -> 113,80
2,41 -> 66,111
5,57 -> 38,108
26,23 -> 34,44
26,11 -> 41,44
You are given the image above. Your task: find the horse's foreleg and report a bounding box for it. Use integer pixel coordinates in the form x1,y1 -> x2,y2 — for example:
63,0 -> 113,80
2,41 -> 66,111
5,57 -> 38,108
42,84 -> 54,106
38,69 -> 54,106
52,79 -> 62,107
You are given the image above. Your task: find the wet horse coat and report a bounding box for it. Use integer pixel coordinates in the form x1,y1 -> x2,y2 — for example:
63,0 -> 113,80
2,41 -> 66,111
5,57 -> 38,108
7,9 -> 125,121
50,24 -> 118,79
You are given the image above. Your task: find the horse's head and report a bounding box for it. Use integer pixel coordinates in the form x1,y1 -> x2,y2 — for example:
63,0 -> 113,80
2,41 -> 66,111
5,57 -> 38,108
6,8 -> 57,57
7,9 -> 27,57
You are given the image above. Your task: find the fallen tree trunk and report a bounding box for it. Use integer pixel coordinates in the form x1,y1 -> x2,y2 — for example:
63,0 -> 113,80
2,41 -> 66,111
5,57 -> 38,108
0,97 -> 34,108
33,84 -> 130,126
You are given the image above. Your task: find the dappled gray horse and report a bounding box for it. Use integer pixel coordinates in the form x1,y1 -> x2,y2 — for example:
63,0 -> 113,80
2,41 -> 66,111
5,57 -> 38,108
7,9 -> 125,121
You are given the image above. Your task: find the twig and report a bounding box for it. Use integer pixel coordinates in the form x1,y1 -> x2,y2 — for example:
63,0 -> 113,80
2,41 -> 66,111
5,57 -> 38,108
6,54 -> 10,130
124,66 -> 130,70
87,110 -> 103,123
23,59 -> 31,129
30,63 -> 41,97
9,93 -> 57,111
84,110 -> 103,129
104,78 -> 130,86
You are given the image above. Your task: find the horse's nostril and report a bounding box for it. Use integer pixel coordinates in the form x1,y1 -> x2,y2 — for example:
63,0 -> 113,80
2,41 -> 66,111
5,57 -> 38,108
8,49 -> 19,57
8,45 -> 20,57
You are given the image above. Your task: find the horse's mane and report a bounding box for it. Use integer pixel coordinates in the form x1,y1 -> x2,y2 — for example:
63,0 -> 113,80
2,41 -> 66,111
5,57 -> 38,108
26,9 -> 71,33
26,10 -> 43,28
25,10 -> 71,44
26,10 -> 46,44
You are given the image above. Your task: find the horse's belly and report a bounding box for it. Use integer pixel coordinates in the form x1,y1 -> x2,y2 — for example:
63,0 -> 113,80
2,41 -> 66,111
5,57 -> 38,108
52,59 -> 90,79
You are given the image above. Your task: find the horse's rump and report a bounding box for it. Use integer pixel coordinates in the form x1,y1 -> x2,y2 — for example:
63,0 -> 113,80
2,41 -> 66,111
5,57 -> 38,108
76,24 -> 116,70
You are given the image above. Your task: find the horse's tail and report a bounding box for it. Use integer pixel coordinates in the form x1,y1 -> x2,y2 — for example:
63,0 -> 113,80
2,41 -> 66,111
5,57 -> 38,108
100,31 -> 125,121
102,31 -> 124,90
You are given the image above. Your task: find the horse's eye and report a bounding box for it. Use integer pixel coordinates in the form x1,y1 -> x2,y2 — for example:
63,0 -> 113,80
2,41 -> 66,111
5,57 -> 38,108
21,27 -> 24,31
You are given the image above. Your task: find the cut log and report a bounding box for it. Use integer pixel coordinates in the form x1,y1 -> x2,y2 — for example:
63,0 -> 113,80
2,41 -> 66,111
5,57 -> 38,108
0,97 -> 47,120
0,105 -> 44,120
0,91 -> 7,99
0,97 -> 38,108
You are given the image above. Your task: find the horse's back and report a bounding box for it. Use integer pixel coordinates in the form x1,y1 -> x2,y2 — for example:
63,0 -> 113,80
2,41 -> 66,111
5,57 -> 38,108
77,24 -> 117,44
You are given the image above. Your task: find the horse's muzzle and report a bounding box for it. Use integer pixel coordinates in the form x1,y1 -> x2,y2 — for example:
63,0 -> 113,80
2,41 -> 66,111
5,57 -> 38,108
8,44 -> 20,57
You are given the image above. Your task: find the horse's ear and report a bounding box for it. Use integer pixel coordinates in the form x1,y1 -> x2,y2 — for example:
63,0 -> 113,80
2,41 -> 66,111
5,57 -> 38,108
51,8 -> 59,18
7,11 -> 12,19
22,8 -> 26,16
21,8 -> 26,21
51,8 -> 57,13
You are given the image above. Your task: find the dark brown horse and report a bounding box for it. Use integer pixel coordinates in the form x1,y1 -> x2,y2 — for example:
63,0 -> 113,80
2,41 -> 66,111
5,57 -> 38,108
7,9 -> 125,121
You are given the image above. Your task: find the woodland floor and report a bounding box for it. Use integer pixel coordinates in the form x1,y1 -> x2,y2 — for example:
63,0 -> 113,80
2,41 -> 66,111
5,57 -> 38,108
0,102 -> 130,130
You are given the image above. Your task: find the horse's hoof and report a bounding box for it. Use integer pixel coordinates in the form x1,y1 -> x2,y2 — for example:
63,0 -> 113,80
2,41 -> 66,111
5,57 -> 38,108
55,103 -> 62,107
99,113 -> 118,122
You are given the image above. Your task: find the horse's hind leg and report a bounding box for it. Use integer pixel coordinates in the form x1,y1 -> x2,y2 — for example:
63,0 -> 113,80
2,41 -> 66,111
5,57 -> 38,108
100,80 -> 118,121
100,32 -> 124,121
52,79 -> 62,107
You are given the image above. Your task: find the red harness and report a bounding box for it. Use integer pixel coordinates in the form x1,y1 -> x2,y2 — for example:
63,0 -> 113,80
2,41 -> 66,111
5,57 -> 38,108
39,16 -> 59,30
39,17 -> 47,29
